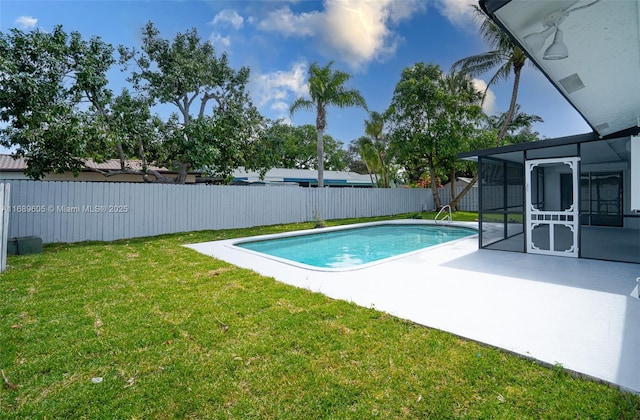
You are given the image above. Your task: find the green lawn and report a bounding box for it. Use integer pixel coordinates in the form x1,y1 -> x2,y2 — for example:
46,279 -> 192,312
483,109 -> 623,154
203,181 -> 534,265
1,213 -> 638,418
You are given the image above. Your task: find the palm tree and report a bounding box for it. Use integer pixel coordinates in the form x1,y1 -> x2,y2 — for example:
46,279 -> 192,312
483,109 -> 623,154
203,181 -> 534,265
363,111 -> 392,188
451,5 -> 528,147
290,61 -> 367,187
447,5 -> 529,210
357,136 -> 380,187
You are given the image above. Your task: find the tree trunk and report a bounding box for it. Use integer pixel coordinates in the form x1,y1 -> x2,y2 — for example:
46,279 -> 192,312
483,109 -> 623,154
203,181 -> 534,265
428,156 -> 442,210
450,168 -> 457,211
378,151 -> 389,188
450,172 -> 478,211
363,158 -> 376,187
176,162 -> 190,184
116,143 -> 126,170
317,128 -> 324,188
496,64 -> 522,147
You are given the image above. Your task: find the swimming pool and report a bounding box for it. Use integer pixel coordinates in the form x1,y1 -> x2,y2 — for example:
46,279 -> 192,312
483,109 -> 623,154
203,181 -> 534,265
234,223 -> 477,269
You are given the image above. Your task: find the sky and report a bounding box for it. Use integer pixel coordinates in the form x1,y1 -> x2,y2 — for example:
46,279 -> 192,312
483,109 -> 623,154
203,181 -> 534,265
0,0 -> 593,151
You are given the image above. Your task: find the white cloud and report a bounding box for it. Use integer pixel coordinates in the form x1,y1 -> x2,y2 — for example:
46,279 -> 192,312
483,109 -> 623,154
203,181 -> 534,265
210,9 -> 244,30
435,0 -> 478,28
472,78 -> 497,115
257,6 -> 319,37
250,61 -> 309,119
257,0 -> 426,70
14,16 -> 38,30
271,101 -> 290,113
388,0 -> 425,23
209,32 -> 231,49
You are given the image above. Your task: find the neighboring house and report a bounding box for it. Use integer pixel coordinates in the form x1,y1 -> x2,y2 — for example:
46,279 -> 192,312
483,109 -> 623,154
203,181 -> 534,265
228,168 -> 374,188
0,155 -> 372,188
0,154 -> 198,183
442,177 -> 476,191
459,0 -> 639,264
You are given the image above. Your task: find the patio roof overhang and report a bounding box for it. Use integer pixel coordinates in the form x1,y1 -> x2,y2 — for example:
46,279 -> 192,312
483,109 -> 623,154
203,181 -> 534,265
458,131 -> 598,161
459,126 -> 640,161
478,0 -> 640,139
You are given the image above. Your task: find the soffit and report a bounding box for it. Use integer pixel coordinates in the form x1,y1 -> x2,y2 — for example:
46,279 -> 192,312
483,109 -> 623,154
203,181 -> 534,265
484,0 -> 640,137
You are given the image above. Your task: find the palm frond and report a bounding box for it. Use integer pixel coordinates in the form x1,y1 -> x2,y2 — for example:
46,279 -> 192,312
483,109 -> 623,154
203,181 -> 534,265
452,51 -> 506,77
289,97 -> 314,116
331,89 -> 367,110
489,62 -> 514,85
473,5 -> 516,52
365,111 -> 384,139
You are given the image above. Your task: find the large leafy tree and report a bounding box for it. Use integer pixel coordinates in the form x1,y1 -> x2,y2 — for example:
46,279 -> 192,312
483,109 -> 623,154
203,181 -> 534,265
386,63 -> 441,189
438,70 -> 485,208
0,26 -> 118,179
0,25 -> 178,181
451,5 -> 528,148
259,123 -> 349,171
120,22 -> 267,183
1,23 -> 271,183
289,61 -> 367,187
387,63 -> 483,208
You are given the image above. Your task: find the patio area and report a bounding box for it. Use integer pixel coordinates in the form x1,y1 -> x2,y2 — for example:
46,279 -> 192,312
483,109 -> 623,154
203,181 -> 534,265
187,222 -> 640,394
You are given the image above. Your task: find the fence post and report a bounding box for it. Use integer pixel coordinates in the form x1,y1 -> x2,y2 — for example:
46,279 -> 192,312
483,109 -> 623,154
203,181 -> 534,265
0,183 -> 10,273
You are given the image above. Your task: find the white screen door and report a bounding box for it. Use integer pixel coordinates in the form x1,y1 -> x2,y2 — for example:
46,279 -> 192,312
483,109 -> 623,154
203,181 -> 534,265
525,157 -> 580,257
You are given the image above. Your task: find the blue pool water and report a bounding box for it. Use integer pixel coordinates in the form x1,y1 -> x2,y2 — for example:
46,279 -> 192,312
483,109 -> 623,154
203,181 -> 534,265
235,224 -> 476,269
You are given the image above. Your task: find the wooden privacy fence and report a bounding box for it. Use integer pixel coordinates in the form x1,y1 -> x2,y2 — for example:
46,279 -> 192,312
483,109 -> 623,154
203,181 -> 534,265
2,181 -> 483,244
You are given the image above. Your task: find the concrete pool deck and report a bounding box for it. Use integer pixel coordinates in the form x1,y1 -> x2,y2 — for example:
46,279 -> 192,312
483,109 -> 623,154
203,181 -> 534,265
186,221 -> 640,394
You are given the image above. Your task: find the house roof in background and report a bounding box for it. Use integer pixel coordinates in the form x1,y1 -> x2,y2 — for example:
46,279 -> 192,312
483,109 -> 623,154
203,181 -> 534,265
0,155 -> 25,171
0,154 -> 172,173
0,155 -> 374,186
233,168 -> 373,186
455,177 -> 474,184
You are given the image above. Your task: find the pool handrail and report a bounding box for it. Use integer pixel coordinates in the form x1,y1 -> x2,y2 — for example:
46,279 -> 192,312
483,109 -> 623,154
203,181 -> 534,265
435,205 -> 452,224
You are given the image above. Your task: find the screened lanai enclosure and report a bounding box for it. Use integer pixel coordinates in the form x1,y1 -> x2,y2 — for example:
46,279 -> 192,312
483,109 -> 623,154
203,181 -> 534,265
464,0 -> 640,264
461,135 -> 639,264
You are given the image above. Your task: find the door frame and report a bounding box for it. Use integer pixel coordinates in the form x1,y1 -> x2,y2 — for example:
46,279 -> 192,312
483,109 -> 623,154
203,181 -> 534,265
525,157 -> 580,257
